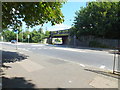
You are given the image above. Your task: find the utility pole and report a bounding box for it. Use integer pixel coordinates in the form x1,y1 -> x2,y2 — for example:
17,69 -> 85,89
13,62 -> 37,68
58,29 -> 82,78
74,35 -> 76,47
16,32 -> 18,50
27,27 -> 30,43
21,26 -> 23,43
20,25 -> 23,43
14,29 -> 18,50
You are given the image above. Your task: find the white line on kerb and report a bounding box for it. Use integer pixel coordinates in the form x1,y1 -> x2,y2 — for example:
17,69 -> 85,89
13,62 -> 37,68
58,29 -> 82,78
100,65 -> 105,69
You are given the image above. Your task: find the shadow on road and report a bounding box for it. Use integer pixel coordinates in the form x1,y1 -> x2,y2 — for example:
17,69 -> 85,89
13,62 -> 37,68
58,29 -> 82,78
2,76 -> 38,89
1,50 -> 28,68
84,69 -> 120,79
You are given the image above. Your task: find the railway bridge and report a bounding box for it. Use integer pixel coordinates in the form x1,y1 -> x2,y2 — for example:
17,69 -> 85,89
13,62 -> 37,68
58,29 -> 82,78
48,29 -> 70,45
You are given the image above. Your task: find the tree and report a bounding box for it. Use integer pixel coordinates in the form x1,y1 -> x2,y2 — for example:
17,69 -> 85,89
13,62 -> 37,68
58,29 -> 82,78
45,30 -> 50,38
2,30 -> 16,41
2,2 -> 65,29
73,2 -> 120,39
38,27 -> 45,42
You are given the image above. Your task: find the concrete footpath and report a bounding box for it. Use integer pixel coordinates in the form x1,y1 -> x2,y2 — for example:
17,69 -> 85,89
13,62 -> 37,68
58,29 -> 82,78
1,45 -> 119,89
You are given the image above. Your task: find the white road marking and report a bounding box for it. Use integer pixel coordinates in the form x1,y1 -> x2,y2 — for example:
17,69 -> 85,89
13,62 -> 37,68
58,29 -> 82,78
19,47 -> 55,50
79,64 -> 85,67
68,80 -> 72,83
18,48 -> 29,51
100,65 -> 105,69
54,47 -> 86,53
31,45 -> 44,47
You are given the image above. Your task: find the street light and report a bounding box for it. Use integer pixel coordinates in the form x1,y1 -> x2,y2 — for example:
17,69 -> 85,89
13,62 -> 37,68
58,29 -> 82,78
14,29 -> 18,50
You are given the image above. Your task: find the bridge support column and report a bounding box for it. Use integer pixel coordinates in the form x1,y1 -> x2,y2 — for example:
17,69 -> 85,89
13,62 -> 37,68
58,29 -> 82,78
47,37 -> 52,44
62,36 -> 69,45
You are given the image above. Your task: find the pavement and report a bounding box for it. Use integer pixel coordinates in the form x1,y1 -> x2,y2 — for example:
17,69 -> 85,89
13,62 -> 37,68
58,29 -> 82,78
1,43 -> 119,89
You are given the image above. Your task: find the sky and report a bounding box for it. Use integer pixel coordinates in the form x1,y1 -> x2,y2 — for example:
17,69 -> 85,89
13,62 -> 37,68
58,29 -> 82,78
22,1 -> 87,32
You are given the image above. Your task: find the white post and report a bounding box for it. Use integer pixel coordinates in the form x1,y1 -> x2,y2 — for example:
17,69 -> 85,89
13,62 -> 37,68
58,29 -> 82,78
1,36 -> 3,42
22,31 -> 23,42
16,33 -> 18,50
28,38 -> 29,43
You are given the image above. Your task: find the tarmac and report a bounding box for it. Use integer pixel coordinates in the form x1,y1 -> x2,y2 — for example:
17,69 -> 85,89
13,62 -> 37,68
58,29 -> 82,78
0,44 -> 119,89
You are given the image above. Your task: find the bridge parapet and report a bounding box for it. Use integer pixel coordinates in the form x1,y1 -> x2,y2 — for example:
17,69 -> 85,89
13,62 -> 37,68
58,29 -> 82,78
50,29 -> 69,37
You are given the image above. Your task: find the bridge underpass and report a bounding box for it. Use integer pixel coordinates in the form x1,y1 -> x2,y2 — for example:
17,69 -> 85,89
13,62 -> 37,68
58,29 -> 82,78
47,29 -> 69,45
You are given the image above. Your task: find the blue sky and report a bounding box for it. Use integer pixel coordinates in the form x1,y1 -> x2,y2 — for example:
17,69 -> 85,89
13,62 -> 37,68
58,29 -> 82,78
22,2 -> 87,32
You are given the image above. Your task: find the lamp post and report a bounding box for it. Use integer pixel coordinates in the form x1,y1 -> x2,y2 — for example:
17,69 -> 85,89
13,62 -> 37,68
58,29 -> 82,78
21,27 -> 23,43
14,29 -> 18,50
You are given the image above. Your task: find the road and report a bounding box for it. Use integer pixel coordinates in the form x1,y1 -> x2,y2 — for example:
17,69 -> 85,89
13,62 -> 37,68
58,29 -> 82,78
1,42 -> 119,88
1,42 -> 119,71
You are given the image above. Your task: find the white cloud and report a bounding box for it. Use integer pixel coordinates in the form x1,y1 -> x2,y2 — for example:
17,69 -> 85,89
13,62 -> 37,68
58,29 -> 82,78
48,24 -> 71,31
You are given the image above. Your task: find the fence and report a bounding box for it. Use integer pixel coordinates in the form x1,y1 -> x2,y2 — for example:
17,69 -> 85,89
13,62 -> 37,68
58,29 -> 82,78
69,35 -> 120,48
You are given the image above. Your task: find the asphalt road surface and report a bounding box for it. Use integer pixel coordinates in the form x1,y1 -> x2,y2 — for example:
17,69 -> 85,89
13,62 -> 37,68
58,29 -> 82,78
1,42 -> 119,71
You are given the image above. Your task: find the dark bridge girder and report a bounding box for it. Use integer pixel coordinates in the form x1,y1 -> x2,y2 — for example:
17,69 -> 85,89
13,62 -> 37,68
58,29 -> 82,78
62,36 -> 69,45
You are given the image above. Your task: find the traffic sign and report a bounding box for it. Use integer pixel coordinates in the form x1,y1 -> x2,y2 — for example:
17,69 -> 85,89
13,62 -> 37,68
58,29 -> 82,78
14,29 -> 18,34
